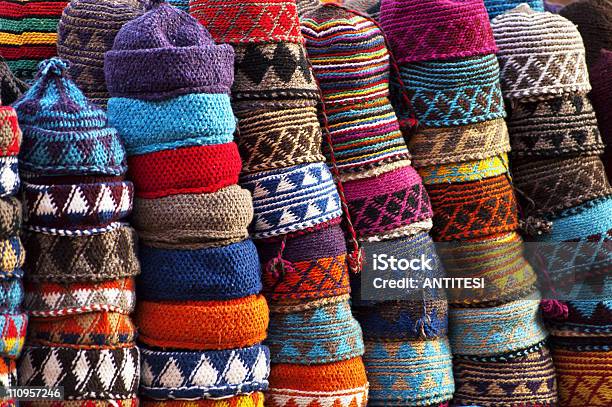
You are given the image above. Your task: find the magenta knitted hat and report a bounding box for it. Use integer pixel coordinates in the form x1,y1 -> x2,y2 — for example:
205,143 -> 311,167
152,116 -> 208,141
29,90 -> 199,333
379,0 -> 497,64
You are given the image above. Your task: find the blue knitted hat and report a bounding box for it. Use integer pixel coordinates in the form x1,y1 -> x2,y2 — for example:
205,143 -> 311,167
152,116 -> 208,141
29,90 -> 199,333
13,58 -> 127,176
484,0 -> 544,19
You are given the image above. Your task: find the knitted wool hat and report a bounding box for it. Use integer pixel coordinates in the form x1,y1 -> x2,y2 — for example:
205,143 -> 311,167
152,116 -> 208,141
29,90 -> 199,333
491,4 -> 591,100
0,236 -> 25,279
363,337 -> 454,406
419,154 -> 509,185
18,345 -> 140,399
0,356 -> 16,387
343,0 -> 381,19
0,278 -> 22,314
379,0 -> 497,64
0,197 -> 21,239
266,358 -> 369,407
296,0 -> 320,17
0,60 -> 28,105
301,6 -> 412,175
104,2 -> 234,100
399,54 -> 506,127
453,346 -> 558,406
589,49 -> 612,178
484,0 -> 544,19
141,394 -> 264,407
189,0 -> 303,45
13,58 -> 127,176
139,345 -> 270,399
57,0 -> 147,106
546,300 -> 612,336
553,348 -> 612,406
0,0 -> 67,82
0,312 -> 26,358
560,0 -> 612,67
0,157 -> 19,198
0,107 -> 24,158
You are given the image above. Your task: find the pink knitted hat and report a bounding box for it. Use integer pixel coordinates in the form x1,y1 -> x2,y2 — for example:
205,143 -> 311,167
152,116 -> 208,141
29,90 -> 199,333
379,0 -> 497,64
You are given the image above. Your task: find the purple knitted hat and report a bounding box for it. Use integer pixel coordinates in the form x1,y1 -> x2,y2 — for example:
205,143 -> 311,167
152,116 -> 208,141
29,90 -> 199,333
104,2 -> 234,100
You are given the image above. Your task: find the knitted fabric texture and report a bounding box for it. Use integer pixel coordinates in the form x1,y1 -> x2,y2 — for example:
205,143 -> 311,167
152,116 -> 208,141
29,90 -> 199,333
231,42 -> 318,100
0,60 -> 28,105
427,175 -> 519,241
560,0 -> 612,67
27,312 -> 135,346
135,295 -> 269,350
343,0 -> 381,19
139,345 -> 270,399
0,278 -> 22,313
546,300 -> 612,336
267,296 -> 364,364
241,163 -> 342,239
137,239 -> 262,301
0,107 -> 24,158
24,278 -> 135,317
0,356 -> 16,387
23,181 -> 133,231
0,0 -> 66,81
0,236 -> 25,278
553,348 -> 612,406
449,293 -> 548,356
409,118 -> 510,167
363,338 -> 454,406
132,185 -> 252,249
0,157 -> 20,198
22,226 -> 139,283
266,358 -> 368,407
343,165 -> 432,238
13,58 -> 127,176
419,154 -> 509,185
437,232 -> 537,306
128,143 -> 242,198
301,8 -> 412,174
590,49 -> 612,178
507,93 -> 604,157
0,197 -> 21,239
453,346 -> 558,406
18,345 -> 140,399
491,4 -> 591,100
399,55 -> 506,127
257,223 -> 350,301
379,0 -> 496,64
107,93 -> 235,156
57,0 -> 147,106
484,0 -> 544,19
512,155 -> 612,219
23,401 -> 138,407
0,312 -> 26,358
189,0 -> 302,45
141,394 -> 264,407
234,99 -> 325,174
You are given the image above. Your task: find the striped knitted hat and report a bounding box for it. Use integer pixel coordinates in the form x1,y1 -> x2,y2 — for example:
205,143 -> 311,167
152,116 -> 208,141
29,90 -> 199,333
57,0 -> 148,107
13,58 -> 127,177
483,0 -> 544,19
491,4 -> 591,100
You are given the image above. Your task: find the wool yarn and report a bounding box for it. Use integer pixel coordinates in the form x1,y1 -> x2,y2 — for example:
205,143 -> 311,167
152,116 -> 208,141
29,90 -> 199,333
0,0 -> 66,81
266,358 -> 369,407
267,296 -> 364,364
18,345 -> 140,399
189,0 -> 302,45
128,143 -> 242,198
0,197 -> 20,239
0,157 -> 20,198
234,99 -> 325,174
427,175 -> 519,241
553,349 -> 612,406
587,49 -> 612,178
132,185 -> 252,249
363,338 -> 454,406
135,295 -> 269,350
507,93 -> 604,157
399,55 -> 505,127
0,236 -> 24,279
27,312 -> 136,346
24,278 -> 136,317
0,60 -> 28,105
559,0 -> 612,67
241,163 -> 342,239
379,0 -> 496,64
343,0 -> 380,19
57,0 -> 147,106
453,346 -> 557,406
419,154 -> 509,185
0,312 -> 26,358
408,119 -> 510,167
0,107 -> 23,157
257,223 -> 350,301
490,4 -> 591,100
0,278 -> 22,313
140,345 -> 269,399
137,240 -> 262,301
484,0 -> 544,19
449,292 -> 548,356
141,394 -> 264,407
104,3 -> 234,100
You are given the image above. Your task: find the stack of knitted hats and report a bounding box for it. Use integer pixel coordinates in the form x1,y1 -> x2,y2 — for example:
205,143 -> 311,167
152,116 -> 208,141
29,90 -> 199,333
0,73 -> 25,404
14,58 -> 140,404
0,0 -> 68,81
380,1 -> 558,405
491,5 -> 612,406
57,0 -> 147,107
301,4 -> 454,406
189,0 -> 368,405
105,3 -> 270,405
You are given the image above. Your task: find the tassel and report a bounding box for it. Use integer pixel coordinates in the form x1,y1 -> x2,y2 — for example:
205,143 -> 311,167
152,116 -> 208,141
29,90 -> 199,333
347,246 -> 365,274
540,299 -> 568,321
264,257 -> 294,279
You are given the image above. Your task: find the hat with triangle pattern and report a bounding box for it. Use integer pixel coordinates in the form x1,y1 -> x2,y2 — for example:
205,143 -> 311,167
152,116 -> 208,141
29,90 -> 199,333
13,58 -> 127,177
